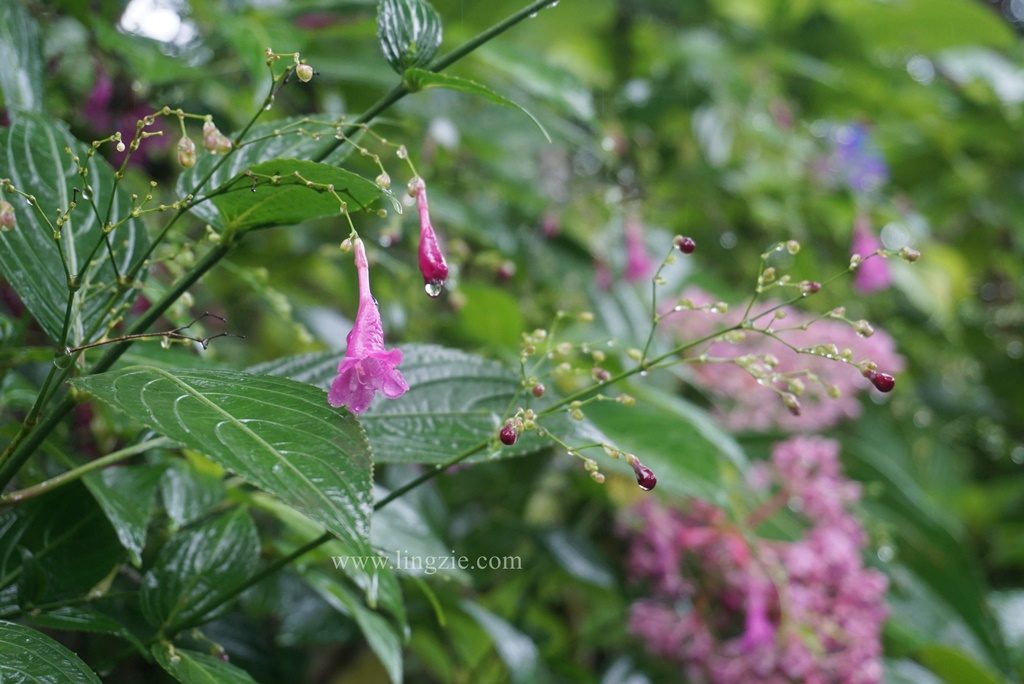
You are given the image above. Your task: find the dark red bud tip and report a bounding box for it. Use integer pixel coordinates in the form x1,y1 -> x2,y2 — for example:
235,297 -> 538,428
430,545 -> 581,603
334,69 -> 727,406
631,460 -> 657,491
499,424 -> 518,446
532,383 -> 546,398
674,236 -> 697,254
862,368 -> 896,393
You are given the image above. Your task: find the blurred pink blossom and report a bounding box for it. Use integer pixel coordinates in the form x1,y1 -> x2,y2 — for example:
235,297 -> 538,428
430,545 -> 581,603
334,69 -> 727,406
851,214 -> 891,293
622,436 -> 887,684
624,213 -> 653,282
662,287 -> 903,433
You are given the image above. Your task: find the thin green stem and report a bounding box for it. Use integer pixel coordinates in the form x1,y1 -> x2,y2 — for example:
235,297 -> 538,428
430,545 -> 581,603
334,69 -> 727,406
0,438 -> 171,506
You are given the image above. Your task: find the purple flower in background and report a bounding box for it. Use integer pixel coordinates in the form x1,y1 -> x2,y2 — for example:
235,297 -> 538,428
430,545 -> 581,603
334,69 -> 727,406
851,213 -> 891,293
824,123 -> 888,196
621,436 -> 888,684
328,239 -> 409,413
624,212 -> 653,282
81,67 -> 171,168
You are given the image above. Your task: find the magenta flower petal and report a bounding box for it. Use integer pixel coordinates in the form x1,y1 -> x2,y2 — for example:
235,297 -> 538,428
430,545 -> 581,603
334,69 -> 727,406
411,178 -> 449,297
851,214 -> 891,294
328,239 -> 409,413
624,213 -> 653,282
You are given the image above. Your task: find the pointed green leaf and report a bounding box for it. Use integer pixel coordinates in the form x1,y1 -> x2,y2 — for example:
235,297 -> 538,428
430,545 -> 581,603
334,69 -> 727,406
210,159 -> 397,231
462,602 -> 540,684
0,620 -> 101,683
152,642 -> 258,684
140,508 -> 259,629
307,571 -> 404,684
404,68 -> 551,142
0,114 -> 149,343
71,367 -> 378,584
0,0 -> 43,114
83,464 -> 165,566
160,459 -> 226,531
377,0 -> 443,74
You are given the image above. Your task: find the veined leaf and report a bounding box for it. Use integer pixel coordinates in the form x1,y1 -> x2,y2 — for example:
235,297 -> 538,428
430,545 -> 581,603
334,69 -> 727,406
140,508 -> 259,629
210,159 -> 397,231
0,620 -> 101,683
404,68 -> 551,142
152,642 -> 258,684
377,0 -> 443,74
84,464 -> 165,566
0,114 -> 148,343
71,367 -> 379,588
0,0 -> 43,114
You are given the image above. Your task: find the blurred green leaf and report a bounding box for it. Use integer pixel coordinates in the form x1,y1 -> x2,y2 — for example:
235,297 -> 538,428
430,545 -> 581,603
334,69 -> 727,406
917,644 -> 1005,684
140,508 -> 259,629
152,642 -> 258,684
462,601 -> 541,684
0,620 -> 101,683
0,0 -> 43,114
405,68 -> 550,142
307,570 -> 404,684
0,114 -> 149,343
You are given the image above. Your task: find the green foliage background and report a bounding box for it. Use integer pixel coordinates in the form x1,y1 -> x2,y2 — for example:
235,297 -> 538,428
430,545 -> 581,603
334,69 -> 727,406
0,0 -> 1022,682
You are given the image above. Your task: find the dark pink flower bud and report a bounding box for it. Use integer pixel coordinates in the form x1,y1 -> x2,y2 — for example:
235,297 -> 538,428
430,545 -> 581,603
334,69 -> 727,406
673,235 -> 696,254
628,454 -> 657,491
862,369 -> 895,393
499,423 -> 518,446
410,177 -> 449,297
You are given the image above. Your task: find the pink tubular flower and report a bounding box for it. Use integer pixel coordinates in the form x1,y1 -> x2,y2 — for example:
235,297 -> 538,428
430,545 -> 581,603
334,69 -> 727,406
328,239 -> 409,413
410,177 -> 449,297
624,213 -> 653,282
851,214 -> 891,293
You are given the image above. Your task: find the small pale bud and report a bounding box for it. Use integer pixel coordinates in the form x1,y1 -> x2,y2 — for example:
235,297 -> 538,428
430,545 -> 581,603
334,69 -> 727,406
899,246 -> 921,263
296,63 -> 314,82
854,320 -> 875,338
782,393 -> 801,416
786,240 -> 801,255
0,199 -> 16,230
375,172 -> 391,190
176,136 -> 197,168
202,120 -> 232,154
590,471 -> 606,484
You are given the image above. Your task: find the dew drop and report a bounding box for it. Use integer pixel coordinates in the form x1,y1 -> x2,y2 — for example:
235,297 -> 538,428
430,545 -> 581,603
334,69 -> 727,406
529,11 -> 538,17
424,280 -> 443,298
271,463 -> 283,475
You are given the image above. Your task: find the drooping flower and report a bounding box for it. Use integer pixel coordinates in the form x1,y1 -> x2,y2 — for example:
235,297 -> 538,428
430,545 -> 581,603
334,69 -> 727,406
851,214 -> 891,293
176,136 -> 196,168
624,212 -> 653,282
328,238 -> 409,413
409,177 -> 449,297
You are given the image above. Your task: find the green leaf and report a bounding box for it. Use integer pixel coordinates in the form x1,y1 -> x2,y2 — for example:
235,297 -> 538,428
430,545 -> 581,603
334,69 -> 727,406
461,602 -> 540,684
24,605 -> 145,652
160,458 -> 226,531
83,464 -> 165,566
152,642 -> 258,684
0,484 -> 123,603
140,508 -> 259,629
585,385 -> 746,504
250,344 -> 528,464
917,644 -> 1005,684
540,530 -> 614,588
377,0 -> 443,74
307,571 -> 404,684
71,367 -> 378,588
176,117 -> 365,226
0,114 -> 149,343
404,68 -> 551,142
0,0 -> 43,114
209,159 -> 397,231
0,620 -> 101,683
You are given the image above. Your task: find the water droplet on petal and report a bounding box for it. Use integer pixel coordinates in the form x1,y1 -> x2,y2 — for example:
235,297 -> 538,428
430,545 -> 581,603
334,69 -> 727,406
424,280 -> 443,298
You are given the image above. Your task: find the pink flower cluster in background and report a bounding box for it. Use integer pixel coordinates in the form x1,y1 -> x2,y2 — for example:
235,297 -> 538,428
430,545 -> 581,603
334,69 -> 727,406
662,287 -> 903,433
622,436 -> 887,684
